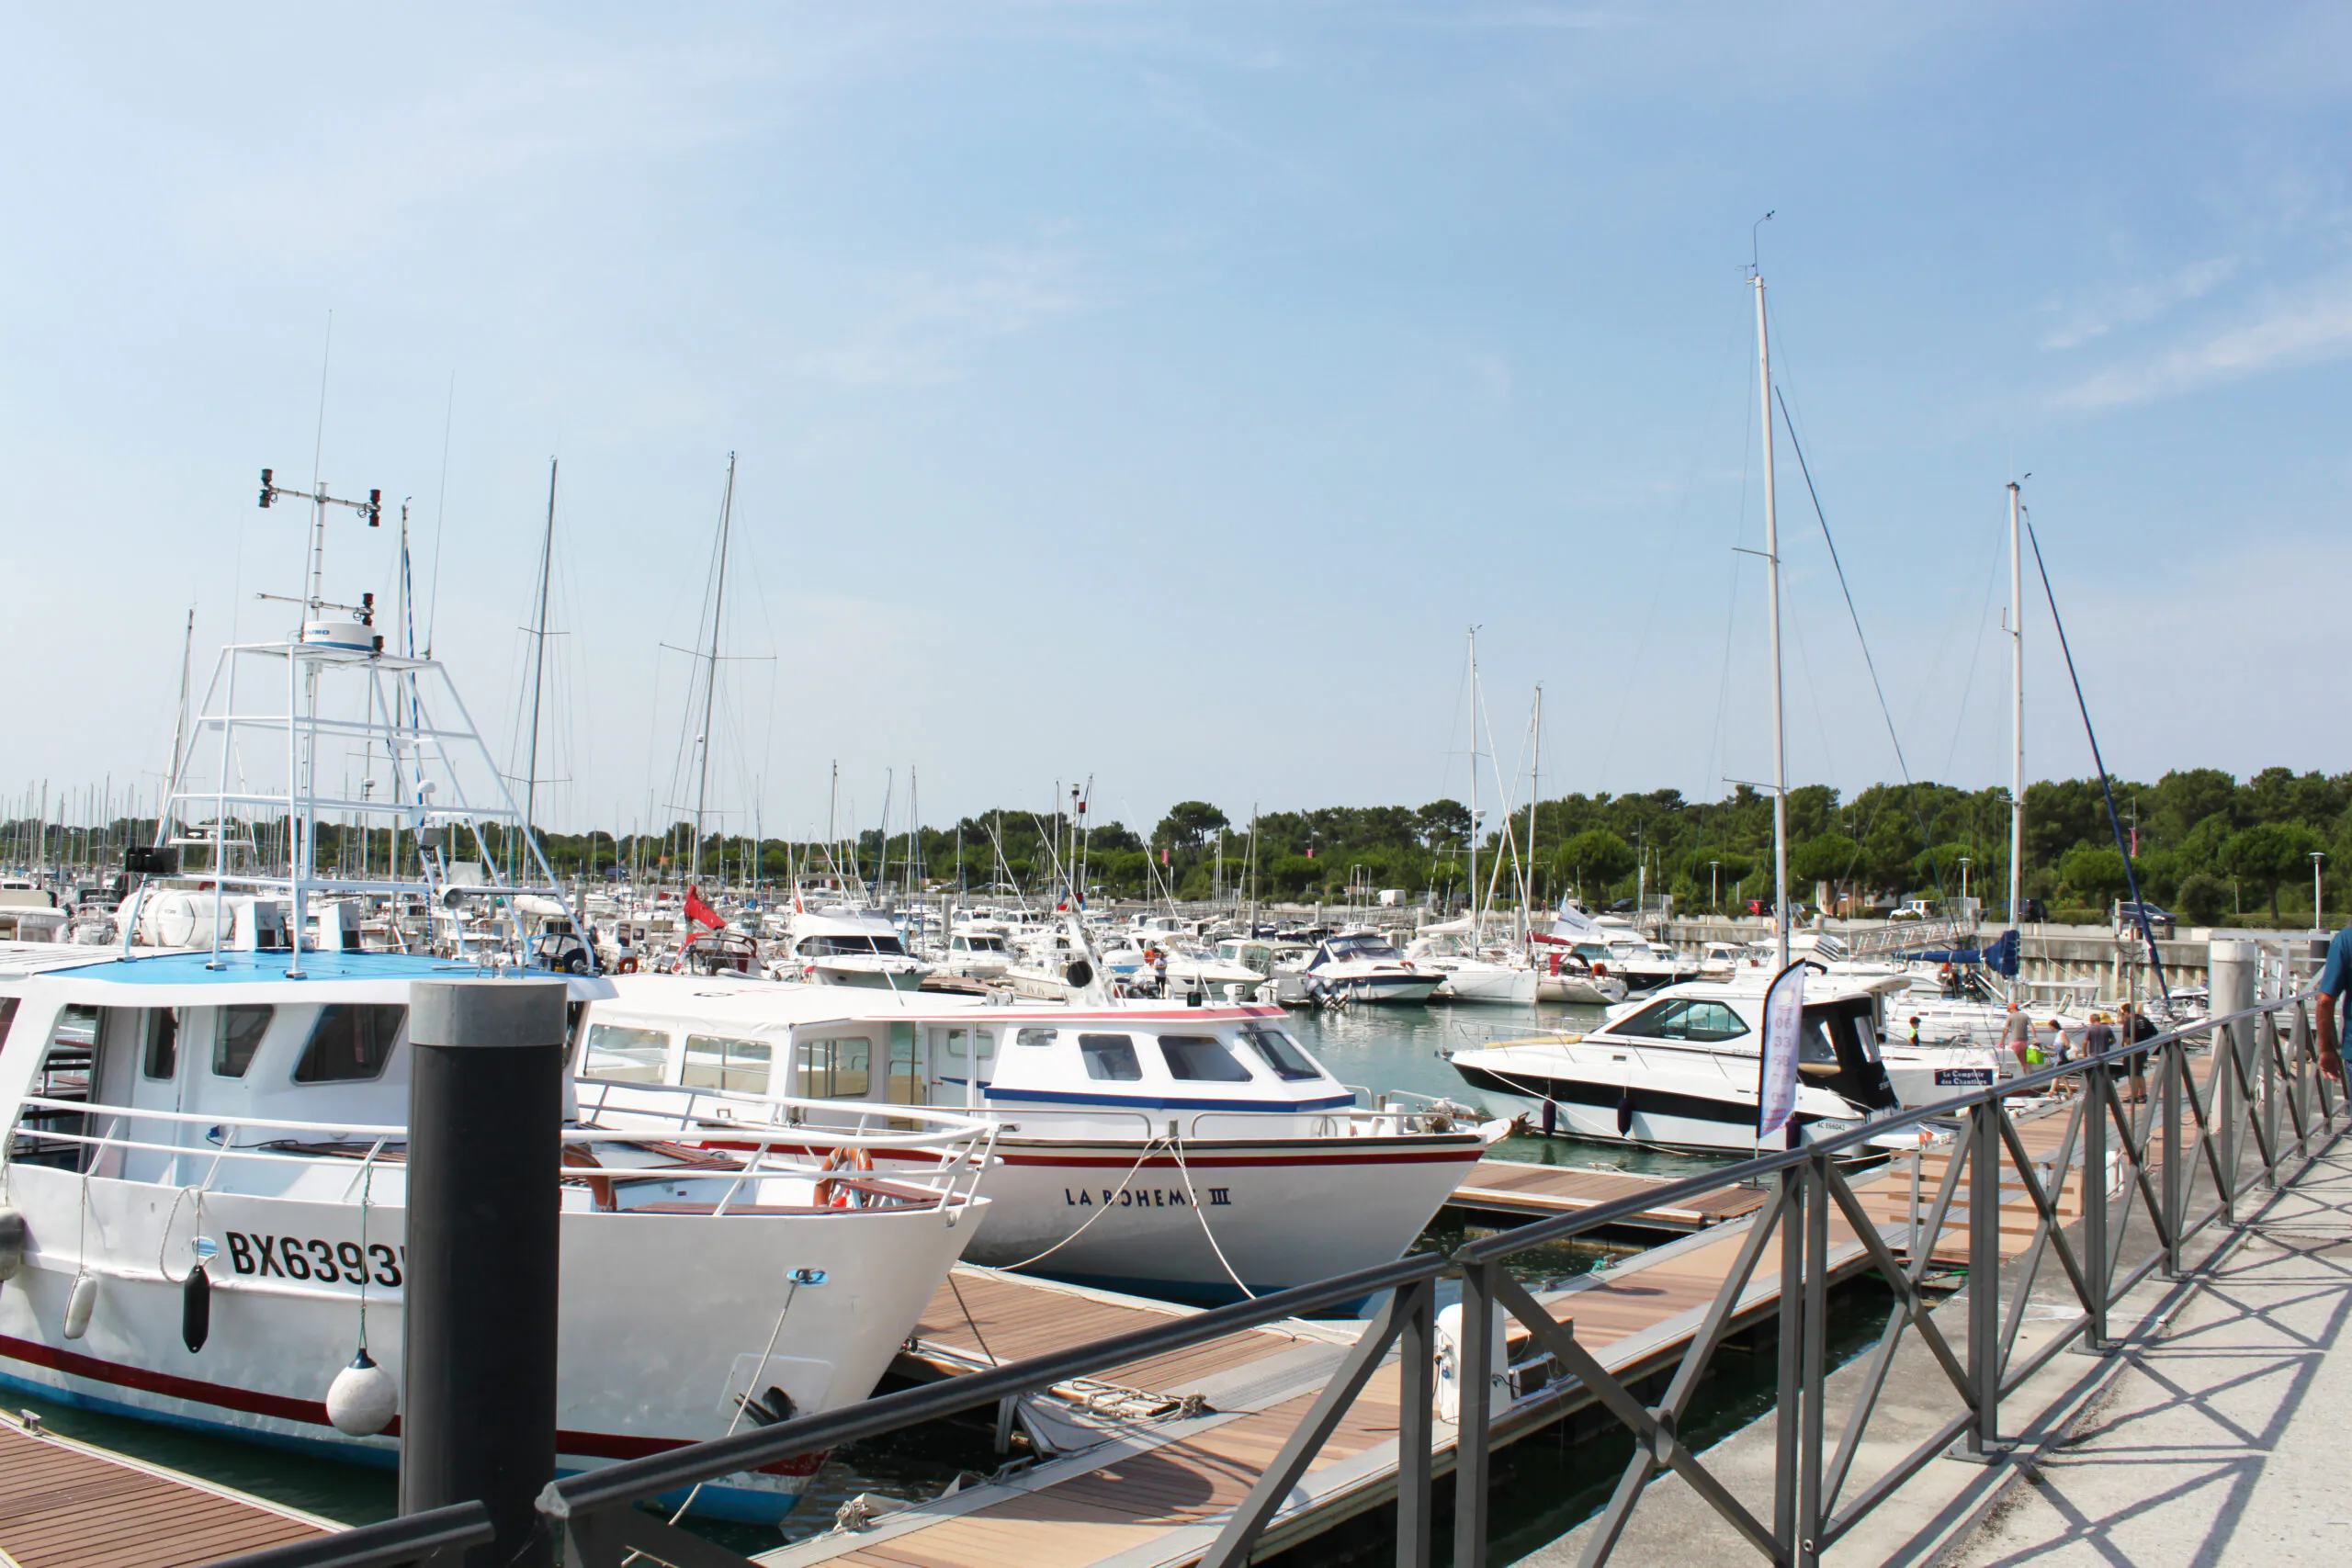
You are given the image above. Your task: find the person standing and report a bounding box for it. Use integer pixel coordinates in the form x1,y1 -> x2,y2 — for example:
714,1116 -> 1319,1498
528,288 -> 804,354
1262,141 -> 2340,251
2316,924 -> 2352,1084
2080,1011 -> 2116,1089
2001,1000 -> 2034,1077
2119,1000 -> 2156,1103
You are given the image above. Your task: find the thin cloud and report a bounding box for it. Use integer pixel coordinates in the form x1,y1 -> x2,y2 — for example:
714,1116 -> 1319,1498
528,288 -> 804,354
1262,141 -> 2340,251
798,248 -> 1091,388
2058,274 -> 2352,409
2040,256 -> 2240,350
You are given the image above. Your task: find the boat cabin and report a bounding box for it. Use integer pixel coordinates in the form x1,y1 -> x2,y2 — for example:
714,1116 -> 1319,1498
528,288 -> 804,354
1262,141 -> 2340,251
578,976 -> 1356,1140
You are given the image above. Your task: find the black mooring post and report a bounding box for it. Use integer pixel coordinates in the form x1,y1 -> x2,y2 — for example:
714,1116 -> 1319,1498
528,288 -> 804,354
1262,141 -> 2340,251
401,977 -> 568,1568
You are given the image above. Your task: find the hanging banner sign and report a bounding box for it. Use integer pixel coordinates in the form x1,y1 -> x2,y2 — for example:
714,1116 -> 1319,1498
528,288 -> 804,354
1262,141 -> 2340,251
1756,959 -> 1808,1141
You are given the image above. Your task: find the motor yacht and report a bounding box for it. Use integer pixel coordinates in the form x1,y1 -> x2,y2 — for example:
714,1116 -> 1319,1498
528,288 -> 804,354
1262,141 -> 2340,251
773,905 -> 929,990
1301,931 -> 1441,1004
580,971 -> 1505,1304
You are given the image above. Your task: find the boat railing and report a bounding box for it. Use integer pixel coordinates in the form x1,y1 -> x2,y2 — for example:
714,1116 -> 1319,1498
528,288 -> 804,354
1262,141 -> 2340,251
5,1094 -> 994,1216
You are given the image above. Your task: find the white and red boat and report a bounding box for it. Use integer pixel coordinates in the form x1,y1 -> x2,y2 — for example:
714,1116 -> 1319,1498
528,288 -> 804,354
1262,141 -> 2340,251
579,970 -> 1506,1304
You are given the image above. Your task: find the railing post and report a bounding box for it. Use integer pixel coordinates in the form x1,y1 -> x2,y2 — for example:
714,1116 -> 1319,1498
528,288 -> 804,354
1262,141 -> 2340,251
2162,1032 -> 2184,1280
2081,1054 -> 2109,1352
2258,1008 -> 2281,1188
2210,940 -> 2256,1216
1773,1153 -> 1804,1553
2291,1000 -> 2312,1157
1962,1098 -> 2003,1459
1396,1280 -> 1433,1568
1453,1261 -> 1495,1568
1798,1148 -> 1828,1567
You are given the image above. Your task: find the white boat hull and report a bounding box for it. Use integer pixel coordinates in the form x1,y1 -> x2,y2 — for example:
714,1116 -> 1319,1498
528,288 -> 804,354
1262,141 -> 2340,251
890,1134 -> 1489,1303
0,1163 -> 976,1521
1437,964 -> 1540,1005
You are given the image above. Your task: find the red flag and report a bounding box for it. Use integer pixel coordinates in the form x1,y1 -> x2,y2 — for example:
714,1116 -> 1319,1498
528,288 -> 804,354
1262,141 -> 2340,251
684,886 -> 725,931
1160,848 -> 1169,865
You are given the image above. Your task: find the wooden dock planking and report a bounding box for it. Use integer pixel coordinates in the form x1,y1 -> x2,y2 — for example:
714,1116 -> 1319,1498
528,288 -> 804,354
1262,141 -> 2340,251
0,1413 -> 334,1568
1445,1159 -> 1770,1230
775,1107 -> 2108,1568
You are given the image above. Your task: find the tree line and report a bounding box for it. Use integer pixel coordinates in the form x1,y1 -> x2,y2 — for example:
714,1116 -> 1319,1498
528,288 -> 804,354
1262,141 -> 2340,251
12,766 -> 2346,926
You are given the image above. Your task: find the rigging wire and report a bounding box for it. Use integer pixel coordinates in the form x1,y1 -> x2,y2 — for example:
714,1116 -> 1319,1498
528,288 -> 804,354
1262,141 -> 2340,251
2022,510 -> 2171,1000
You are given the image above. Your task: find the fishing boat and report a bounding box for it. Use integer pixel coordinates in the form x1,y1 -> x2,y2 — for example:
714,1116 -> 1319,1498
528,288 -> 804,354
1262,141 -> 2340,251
0,950 -> 989,1520
0,468 -> 995,1521
578,963 -> 1505,1304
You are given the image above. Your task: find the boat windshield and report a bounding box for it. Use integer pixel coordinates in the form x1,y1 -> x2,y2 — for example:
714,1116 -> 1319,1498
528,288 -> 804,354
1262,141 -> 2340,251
1324,935 -> 1402,962
1157,1033 -> 1252,1082
1236,1025 -> 1322,1082
803,934 -> 908,957
1607,997 -> 1750,1044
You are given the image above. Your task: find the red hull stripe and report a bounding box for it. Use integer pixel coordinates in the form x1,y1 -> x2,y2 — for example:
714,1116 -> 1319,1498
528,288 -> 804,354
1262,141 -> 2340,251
996,1149 -> 1485,1169
0,1333 -> 817,1469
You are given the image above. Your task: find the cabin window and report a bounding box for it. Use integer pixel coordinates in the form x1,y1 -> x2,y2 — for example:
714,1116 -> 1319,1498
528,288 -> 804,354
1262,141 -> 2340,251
942,1029 -> 997,1060
142,1009 -> 179,1079
1237,1026 -> 1322,1082
684,1034 -> 773,1095
1078,1033 -> 1143,1082
583,1023 -> 669,1083
213,1006 -> 273,1077
1014,1027 -> 1058,1049
292,1005 -> 405,1084
1611,998 -> 1750,1044
1158,1034 -> 1251,1082
796,1036 -> 872,1099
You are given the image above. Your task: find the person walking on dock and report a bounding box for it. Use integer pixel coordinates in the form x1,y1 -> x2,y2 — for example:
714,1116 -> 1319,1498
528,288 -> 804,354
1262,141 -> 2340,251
2001,1001 -> 2034,1076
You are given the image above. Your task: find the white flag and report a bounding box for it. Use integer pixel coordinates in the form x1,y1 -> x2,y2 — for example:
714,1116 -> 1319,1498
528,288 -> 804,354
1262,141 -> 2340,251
1757,960 -> 1808,1142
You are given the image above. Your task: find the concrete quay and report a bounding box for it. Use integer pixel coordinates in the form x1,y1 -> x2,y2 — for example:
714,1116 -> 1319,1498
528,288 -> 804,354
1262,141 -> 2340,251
1523,1124 -> 2352,1568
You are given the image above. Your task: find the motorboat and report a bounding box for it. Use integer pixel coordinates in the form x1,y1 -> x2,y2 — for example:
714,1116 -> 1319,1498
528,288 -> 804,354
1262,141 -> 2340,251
940,926 -> 1014,981
0,950 -> 990,1522
1443,974 -> 1909,1151
1403,926 -> 1540,1006
1301,931 -> 1441,1005
580,970 -> 1506,1304
1532,903 -> 1695,994
773,905 -> 929,990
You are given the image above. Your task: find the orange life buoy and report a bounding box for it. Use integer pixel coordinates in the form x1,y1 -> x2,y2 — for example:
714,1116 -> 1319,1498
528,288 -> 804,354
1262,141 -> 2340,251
815,1145 -> 876,1210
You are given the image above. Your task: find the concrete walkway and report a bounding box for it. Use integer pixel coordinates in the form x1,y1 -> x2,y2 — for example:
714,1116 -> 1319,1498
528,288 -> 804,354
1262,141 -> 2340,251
1946,1137 -> 2352,1566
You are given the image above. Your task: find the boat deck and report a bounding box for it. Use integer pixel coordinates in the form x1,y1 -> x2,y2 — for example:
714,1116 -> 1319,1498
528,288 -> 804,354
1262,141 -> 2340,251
1444,1158 -> 1772,1231
0,1411 -> 333,1568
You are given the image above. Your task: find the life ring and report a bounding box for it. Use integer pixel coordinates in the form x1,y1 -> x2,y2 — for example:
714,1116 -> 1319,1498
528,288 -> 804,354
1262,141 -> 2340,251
816,1145 -> 875,1210
615,954 -> 639,975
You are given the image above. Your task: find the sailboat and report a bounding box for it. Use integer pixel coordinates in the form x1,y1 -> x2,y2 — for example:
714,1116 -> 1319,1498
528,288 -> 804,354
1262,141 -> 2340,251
1443,265 -> 1912,1148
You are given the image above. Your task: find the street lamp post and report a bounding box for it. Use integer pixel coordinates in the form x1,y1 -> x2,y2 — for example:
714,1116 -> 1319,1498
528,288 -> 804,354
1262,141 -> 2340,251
1959,855 -> 1972,904
2313,850 -> 2326,934
1709,860 -> 1721,912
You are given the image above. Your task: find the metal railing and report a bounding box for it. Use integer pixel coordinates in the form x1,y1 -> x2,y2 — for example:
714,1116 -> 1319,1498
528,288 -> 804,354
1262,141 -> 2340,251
217,981 -> 2342,1568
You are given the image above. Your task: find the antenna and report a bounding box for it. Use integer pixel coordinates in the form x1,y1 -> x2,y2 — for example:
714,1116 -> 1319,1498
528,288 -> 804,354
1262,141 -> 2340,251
1749,209 -> 1775,276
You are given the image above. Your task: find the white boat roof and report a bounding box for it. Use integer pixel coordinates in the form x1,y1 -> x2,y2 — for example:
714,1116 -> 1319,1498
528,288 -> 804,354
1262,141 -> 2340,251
596,972 -> 1283,1033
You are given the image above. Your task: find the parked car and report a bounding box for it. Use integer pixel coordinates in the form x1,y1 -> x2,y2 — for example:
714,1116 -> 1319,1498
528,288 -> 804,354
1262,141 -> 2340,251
2114,900 -> 2177,938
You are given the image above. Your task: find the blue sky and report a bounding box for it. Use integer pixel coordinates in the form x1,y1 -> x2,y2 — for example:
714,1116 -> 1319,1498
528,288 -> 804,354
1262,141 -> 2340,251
6,3 -> 2348,840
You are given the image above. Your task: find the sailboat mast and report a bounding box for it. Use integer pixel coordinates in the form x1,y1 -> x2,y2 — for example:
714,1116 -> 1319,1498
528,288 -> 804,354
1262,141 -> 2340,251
1524,684 -> 1541,945
1755,273 -> 1790,971
692,453 -> 737,888
523,457 -> 557,854
2007,479 -> 2025,933
1466,626 -> 1480,928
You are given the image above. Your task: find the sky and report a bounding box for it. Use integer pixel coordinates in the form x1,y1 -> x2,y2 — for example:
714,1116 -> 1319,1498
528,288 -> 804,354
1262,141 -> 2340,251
6,3 -> 2350,842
